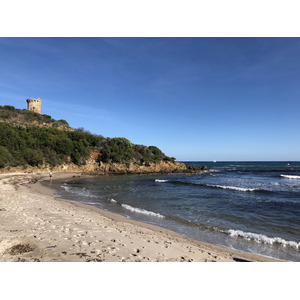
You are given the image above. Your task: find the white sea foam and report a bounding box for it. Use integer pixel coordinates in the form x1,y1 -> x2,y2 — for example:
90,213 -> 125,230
155,179 -> 168,183
228,230 -> 300,249
110,199 -> 117,203
280,175 -> 300,180
209,173 -> 220,177
61,185 -> 71,192
207,184 -> 257,192
61,185 -> 98,198
121,204 -> 164,218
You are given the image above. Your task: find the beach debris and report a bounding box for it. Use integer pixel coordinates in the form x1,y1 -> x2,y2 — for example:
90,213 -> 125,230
46,245 -> 57,248
7,244 -> 34,255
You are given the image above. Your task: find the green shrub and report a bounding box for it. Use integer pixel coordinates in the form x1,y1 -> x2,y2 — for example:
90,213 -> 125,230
99,137 -> 133,163
71,150 -> 81,165
148,146 -> 164,162
23,149 -> 43,166
54,137 -> 73,155
58,119 -> 69,126
0,146 -> 13,167
3,105 -> 15,111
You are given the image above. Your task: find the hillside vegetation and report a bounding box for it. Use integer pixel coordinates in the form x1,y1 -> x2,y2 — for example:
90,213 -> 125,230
0,105 -> 71,131
0,105 -> 175,169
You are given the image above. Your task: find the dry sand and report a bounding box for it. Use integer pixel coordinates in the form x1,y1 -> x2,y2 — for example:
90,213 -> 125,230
0,172 -> 278,262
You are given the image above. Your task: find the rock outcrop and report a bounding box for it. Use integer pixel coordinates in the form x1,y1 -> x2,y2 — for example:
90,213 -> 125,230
0,158 -> 208,175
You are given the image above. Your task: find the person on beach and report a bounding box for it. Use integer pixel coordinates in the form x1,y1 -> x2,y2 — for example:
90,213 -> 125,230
49,171 -> 53,184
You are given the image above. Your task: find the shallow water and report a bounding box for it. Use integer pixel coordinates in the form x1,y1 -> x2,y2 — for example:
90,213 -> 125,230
51,161 -> 300,261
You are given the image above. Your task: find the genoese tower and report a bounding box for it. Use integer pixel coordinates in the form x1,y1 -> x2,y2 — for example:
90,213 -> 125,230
26,98 -> 42,114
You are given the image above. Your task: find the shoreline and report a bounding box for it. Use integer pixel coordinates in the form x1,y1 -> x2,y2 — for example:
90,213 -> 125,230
0,172 -> 279,262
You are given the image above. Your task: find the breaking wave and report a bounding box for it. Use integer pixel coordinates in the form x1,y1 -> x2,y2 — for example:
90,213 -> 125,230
281,174 -> 300,180
228,229 -> 300,249
121,204 -> 164,218
156,180 -> 265,193
61,185 -> 98,198
206,184 -> 258,192
155,179 -> 169,183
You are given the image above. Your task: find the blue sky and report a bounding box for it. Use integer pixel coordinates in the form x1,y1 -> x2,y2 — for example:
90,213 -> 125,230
0,37 -> 300,161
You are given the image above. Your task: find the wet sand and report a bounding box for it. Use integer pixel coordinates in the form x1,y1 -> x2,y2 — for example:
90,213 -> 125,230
0,172 -> 278,262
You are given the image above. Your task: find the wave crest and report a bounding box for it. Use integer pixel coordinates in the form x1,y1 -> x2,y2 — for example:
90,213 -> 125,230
228,229 -> 300,249
281,174 -> 300,180
155,179 -> 168,183
207,184 -> 257,192
121,204 -> 164,218
156,180 -> 263,193
61,185 -> 98,198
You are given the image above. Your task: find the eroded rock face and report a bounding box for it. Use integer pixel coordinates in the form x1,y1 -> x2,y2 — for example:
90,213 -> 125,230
49,160 -> 196,174
97,161 -> 189,174
0,159 -> 207,175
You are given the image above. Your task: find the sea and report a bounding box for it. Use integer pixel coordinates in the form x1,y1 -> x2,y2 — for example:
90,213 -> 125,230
50,161 -> 300,261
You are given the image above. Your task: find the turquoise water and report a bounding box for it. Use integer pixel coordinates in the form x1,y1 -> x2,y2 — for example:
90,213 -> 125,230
52,161 -> 300,261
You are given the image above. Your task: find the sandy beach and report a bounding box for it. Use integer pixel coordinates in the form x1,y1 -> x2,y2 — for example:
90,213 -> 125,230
0,172 -> 278,262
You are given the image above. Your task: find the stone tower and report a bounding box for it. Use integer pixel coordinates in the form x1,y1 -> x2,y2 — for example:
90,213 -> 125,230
26,98 -> 42,114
